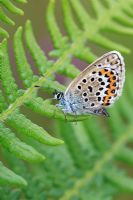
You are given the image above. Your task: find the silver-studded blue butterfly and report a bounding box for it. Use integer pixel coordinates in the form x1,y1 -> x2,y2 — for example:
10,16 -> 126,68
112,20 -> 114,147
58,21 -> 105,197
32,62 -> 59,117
54,51 -> 125,117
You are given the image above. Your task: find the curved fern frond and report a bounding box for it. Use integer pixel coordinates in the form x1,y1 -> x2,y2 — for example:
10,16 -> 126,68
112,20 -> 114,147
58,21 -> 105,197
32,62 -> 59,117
0,161 -> 27,187
0,1 -> 133,198
0,0 -> 27,39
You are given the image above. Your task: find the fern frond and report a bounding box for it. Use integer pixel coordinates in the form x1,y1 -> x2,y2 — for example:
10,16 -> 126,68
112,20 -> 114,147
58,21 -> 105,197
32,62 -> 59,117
0,27 -> 9,38
69,0 -> 132,54
0,39 -> 18,103
47,0 -> 68,50
25,20 -> 49,74
104,168 -> 133,192
0,7 -> 14,25
0,0 -> 24,14
0,161 -> 27,187
0,122 -> 45,162
0,0 -> 27,39
14,26 -> 34,87
7,111 -> 64,146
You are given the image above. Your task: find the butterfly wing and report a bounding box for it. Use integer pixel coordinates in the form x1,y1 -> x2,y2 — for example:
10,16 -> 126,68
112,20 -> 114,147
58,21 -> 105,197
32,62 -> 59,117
64,51 -> 125,110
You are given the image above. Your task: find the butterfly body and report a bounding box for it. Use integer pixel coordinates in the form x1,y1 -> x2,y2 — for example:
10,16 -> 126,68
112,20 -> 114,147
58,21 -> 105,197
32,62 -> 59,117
54,51 -> 125,117
55,91 -> 110,116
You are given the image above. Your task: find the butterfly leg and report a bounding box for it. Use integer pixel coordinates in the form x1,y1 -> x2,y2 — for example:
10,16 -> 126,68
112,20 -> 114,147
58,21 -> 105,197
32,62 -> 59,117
55,104 -> 68,121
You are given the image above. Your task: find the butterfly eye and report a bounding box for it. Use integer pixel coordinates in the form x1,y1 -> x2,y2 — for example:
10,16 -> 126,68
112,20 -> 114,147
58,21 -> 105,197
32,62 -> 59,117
57,93 -> 61,99
55,92 -> 63,100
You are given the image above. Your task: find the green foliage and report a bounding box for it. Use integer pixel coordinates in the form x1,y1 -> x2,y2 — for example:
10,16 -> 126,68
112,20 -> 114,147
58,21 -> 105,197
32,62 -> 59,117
0,0 -> 27,39
0,0 -> 133,199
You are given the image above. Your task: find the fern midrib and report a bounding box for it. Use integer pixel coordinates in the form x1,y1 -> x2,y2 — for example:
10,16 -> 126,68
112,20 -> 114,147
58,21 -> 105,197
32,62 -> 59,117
0,0 -> 127,122
60,125 -> 133,200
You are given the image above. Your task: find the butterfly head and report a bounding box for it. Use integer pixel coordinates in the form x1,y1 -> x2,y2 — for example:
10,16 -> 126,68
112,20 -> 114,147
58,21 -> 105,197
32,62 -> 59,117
53,90 -> 64,100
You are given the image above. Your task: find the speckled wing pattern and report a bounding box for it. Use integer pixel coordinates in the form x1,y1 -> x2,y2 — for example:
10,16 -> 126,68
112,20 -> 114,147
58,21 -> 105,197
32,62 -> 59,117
65,51 -> 125,109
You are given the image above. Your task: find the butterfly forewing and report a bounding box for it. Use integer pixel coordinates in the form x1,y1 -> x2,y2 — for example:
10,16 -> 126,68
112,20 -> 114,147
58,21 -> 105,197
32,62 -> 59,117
65,51 -> 125,108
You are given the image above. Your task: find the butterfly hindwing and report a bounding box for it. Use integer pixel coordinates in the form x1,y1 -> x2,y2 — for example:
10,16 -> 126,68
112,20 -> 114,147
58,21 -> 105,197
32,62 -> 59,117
65,51 -> 125,109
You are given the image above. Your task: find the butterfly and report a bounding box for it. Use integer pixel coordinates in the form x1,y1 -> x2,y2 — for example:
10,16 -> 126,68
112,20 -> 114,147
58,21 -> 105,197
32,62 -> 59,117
54,51 -> 125,117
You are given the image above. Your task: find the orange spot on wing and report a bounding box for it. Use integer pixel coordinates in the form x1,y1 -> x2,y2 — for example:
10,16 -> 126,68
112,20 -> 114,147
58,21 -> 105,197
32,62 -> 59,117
99,69 -> 107,75
100,70 -> 117,105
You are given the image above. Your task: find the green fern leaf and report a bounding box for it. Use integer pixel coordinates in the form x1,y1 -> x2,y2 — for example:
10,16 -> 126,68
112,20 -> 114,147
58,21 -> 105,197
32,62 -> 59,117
0,0 -> 27,39
0,161 -> 27,187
